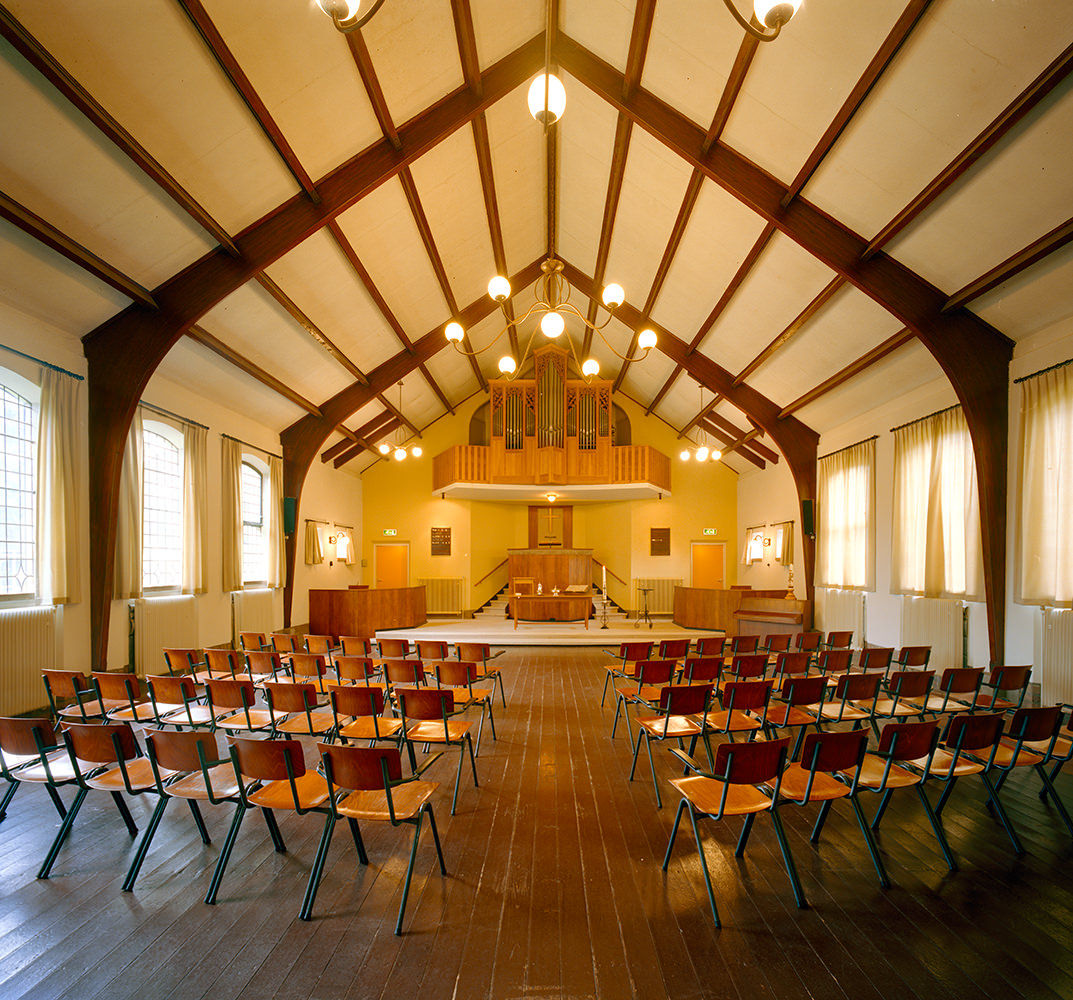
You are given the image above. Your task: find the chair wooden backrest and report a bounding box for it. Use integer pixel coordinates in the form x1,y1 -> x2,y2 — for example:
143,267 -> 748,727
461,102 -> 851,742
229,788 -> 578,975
825,631 -> 853,649
147,674 -> 197,706
289,653 -> 328,682
875,721 -> 939,779
206,648 -> 243,678
773,651 -> 810,678
887,669 -> 934,701
896,645 -> 931,668
859,647 -> 893,673
64,721 -> 139,766
986,665 -> 1032,708
795,729 -> 870,799
41,669 -> 94,717
239,632 -> 268,651
144,727 -> 221,773
779,675 -> 826,706
816,649 -> 852,676
417,640 -> 450,661
938,666 -> 984,696
794,631 -> 823,653
764,634 -> 791,654
727,653 -> 767,680
398,689 -> 456,740
457,642 -> 493,663
163,648 -> 203,675
246,650 -> 284,678
942,712 -> 1004,758
694,636 -> 725,657
272,633 -> 299,654
658,639 -> 690,660
720,678 -> 774,714
0,715 -> 60,758
264,681 -> 319,716
385,659 -> 426,687
304,635 -> 334,656
836,671 -> 883,704
715,737 -> 788,785
340,636 -> 373,656
657,683 -> 712,717
230,736 -> 312,812
728,635 -> 758,654
437,660 -> 481,690
1008,705 -> 1062,746
206,678 -> 257,710
330,684 -> 387,719
378,638 -> 411,659
320,744 -> 404,793
335,656 -> 380,685
680,657 -> 722,685
91,671 -> 141,707
634,659 -> 677,688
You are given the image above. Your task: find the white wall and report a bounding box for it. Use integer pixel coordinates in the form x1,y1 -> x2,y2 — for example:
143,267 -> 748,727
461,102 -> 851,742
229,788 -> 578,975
735,460 -> 805,595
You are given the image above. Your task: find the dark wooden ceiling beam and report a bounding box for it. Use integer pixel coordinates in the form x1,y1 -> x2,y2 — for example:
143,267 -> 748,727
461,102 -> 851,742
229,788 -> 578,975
705,412 -> 779,463
943,215 -> 1073,313
678,393 -> 723,438
733,275 -> 845,385
706,32 -> 759,146
545,116 -> 559,260
450,0 -> 483,94
345,29 -> 402,150
781,0 -> 932,207
321,410 -> 395,463
176,0 -> 318,201
696,419 -> 765,469
778,326 -> 915,417
334,417 -> 402,469
863,39 -> 1073,260
0,191 -> 157,308
0,4 -> 239,256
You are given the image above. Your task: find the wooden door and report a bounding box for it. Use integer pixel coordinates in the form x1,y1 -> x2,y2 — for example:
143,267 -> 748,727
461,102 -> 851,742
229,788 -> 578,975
373,543 -> 409,588
691,542 -> 726,590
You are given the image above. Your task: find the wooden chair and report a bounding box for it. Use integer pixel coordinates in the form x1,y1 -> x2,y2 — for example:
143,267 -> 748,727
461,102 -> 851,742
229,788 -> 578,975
766,675 -> 827,760
761,633 -> 791,658
699,679 -> 774,742
145,674 -> 214,729
794,631 -> 823,654
871,670 -> 935,733
610,659 -> 677,742
329,655 -> 386,691
968,665 -> 1032,714
815,649 -> 853,683
41,668 -> 107,722
811,672 -> 882,728
398,688 -> 478,815
245,649 -> 286,683
679,656 -> 723,691
824,630 -> 854,650
628,683 -> 713,807
204,678 -> 273,733
206,736 -> 332,912
317,743 -> 446,932
42,722 -> 157,879
162,647 -> 207,679
858,647 -> 894,677
91,671 -> 156,724
239,631 -> 269,652
264,681 -> 335,737
417,640 -> 451,665
435,660 -> 496,753
894,645 -> 931,670
663,737 -> 803,926
289,652 -> 332,694
769,651 -> 812,683
693,635 -> 726,658
378,637 -> 412,660
909,666 -> 984,716
304,634 -> 336,666
599,641 -> 653,707
270,633 -> 299,669
122,728 -> 241,892
723,652 -> 768,682
657,638 -> 691,662
204,648 -> 245,681
329,685 -> 405,748
0,716 -> 74,827
339,635 -> 375,657
384,659 -> 430,701
725,634 -> 759,656
455,642 -> 506,708
773,728 -> 889,888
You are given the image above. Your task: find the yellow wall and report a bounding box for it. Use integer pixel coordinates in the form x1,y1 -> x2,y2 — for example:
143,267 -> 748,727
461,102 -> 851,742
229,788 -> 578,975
361,393 -> 738,612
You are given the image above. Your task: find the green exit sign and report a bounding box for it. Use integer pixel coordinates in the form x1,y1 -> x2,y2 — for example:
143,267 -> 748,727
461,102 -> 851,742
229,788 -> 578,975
703,528 -> 716,536
382,528 -> 397,537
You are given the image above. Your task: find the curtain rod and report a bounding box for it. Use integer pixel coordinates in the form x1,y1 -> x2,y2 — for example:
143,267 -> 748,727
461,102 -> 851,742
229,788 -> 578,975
0,343 -> 84,381
890,403 -> 960,435
817,434 -> 878,463
222,433 -> 282,460
1014,356 -> 1073,384
140,400 -> 209,430
304,517 -> 329,526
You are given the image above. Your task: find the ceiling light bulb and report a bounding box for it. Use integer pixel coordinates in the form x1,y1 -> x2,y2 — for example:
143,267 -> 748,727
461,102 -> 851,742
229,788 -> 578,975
546,493 -> 557,503
753,0 -> 801,30
444,321 -> 464,342
711,449 -> 722,462
541,311 -> 565,338
601,283 -> 624,308
498,355 -> 517,375
488,275 -> 511,301
695,445 -> 710,462
637,328 -> 657,351
410,445 -> 422,458
377,443 -> 390,455
317,0 -> 360,20
679,449 -> 691,461
582,358 -> 600,378
527,73 -> 566,125
393,447 -> 407,462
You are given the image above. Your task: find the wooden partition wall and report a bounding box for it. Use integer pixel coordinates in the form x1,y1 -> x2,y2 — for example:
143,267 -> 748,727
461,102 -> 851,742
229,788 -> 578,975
673,586 -> 809,634
308,586 -> 426,640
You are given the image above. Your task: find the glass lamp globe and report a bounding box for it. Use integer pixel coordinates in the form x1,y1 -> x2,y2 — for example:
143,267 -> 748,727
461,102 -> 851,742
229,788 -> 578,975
637,329 -> 657,351
541,311 -> 565,338
488,275 -> 511,301
754,0 -> 801,29
377,443 -> 390,455
711,449 -> 722,462
410,445 -> 423,458
527,73 -> 566,125
498,355 -> 517,375
582,358 -> 600,378
444,321 -> 464,343
696,445 -> 710,462
393,447 -> 407,462
679,449 -> 691,461
601,283 -> 624,308
317,0 -> 360,19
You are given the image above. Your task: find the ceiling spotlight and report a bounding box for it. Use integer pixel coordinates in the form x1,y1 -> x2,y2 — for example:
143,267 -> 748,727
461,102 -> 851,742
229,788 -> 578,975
546,493 -> 558,503
527,73 -> 566,125
498,355 -> 517,375
541,311 -> 565,339
445,321 -> 464,343
488,275 -> 511,301
582,358 -> 600,378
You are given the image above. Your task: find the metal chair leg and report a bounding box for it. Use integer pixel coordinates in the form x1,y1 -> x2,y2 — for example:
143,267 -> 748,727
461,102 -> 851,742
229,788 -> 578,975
44,784 -> 67,819
644,732 -> 661,808
450,742 -> 464,816
111,791 -> 138,837
980,772 -> 1024,855
662,798 -> 687,871
870,789 -> 894,831
348,817 -> 369,864
735,813 -> 755,857
38,787 -> 88,879
771,808 -> 807,909
262,807 -> 287,853
205,805 -> 246,905
299,813 -> 336,921
123,796 -> 169,892
810,800 -> 832,843
395,814 -> 423,935
600,670 -> 614,708
0,781 -> 18,822
628,729 -> 644,782
188,799 -> 210,844
917,785 -> 957,870
849,795 -> 890,889
1036,764 -> 1073,837
688,804 -> 721,927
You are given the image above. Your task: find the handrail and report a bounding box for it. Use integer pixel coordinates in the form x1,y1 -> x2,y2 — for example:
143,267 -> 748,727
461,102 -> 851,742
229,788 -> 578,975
474,558 -> 508,587
592,557 -> 627,587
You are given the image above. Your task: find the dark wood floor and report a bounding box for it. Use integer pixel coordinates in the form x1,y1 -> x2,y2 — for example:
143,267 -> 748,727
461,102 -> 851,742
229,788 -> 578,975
2,647 -> 1073,1000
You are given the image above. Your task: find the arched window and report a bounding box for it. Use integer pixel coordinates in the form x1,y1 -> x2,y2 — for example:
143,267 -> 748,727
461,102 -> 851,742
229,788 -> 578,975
0,377 -> 38,597
142,422 -> 183,589
241,459 -> 268,584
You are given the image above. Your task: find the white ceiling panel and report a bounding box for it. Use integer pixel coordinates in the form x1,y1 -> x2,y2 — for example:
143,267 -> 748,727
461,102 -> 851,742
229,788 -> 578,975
604,128 -> 696,309
620,348 -> 677,406
200,0 -> 383,181
562,0 -> 635,74
974,241 -> 1073,342
747,285 -> 905,406
804,1 -> 1073,241
721,0 -> 909,185
425,343 -> 480,404
399,374 -> 441,428
698,232 -> 835,373
471,0 -> 544,69
653,375 -> 701,431
265,229 -> 401,374
0,218 -> 129,335
408,127 -> 497,309
650,179 -> 767,338
335,178 -> 449,339
362,0 -> 464,129
155,337 -> 305,431
887,85 -> 1073,296
558,74 -> 619,278
485,86 -> 547,274
198,281 -> 352,404
7,0 -> 297,234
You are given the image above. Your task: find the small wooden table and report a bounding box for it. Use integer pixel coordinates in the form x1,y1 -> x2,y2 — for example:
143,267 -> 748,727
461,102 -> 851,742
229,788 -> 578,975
511,593 -> 591,629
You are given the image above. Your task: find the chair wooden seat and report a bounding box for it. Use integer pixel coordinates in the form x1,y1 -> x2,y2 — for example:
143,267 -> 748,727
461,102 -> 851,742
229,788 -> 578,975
334,780 -> 438,822
338,716 -> 405,741
766,704 -> 818,729
992,740 -> 1047,768
873,697 -> 926,718
844,754 -> 921,789
213,708 -> 274,731
274,711 -> 335,736
16,751 -> 82,784
906,694 -> 971,715
927,747 -> 985,780
163,703 -> 216,726
771,764 -> 850,803
668,775 -> 772,817
166,764 -> 243,800
407,719 -> 473,742
247,771 -> 330,811
56,699 -> 110,720
636,714 -> 702,739
109,701 -> 161,723
84,757 -> 159,792
699,709 -> 762,733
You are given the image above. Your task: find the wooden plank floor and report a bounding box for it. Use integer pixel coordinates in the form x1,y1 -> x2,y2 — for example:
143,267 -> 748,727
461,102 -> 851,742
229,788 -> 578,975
2,647 -> 1073,1000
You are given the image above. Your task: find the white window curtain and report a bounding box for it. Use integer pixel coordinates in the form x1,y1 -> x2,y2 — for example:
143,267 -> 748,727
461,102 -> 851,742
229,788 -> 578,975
113,409 -> 143,599
742,526 -> 764,564
182,423 -> 208,595
1018,364 -> 1073,604
892,406 -> 983,601
35,369 -> 82,604
267,455 -> 285,587
816,438 -> 875,591
220,436 -> 243,593
336,528 -> 354,564
305,520 -> 323,565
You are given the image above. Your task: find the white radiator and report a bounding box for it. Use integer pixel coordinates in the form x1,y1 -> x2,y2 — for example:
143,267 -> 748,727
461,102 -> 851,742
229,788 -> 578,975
634,578 -> 682,615
231,589 -> 277,648
0,606 -> 59,715
901,597 -> 964,670
819,589 -> 865,645
1042,608 -> 1073,704
418,578 -> 464,615
132,596 -> 197,677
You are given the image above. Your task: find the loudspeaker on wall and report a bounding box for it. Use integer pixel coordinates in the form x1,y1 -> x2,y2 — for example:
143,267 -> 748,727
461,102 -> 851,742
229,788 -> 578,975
802,498 -> 815,538
283,496 -> 297,536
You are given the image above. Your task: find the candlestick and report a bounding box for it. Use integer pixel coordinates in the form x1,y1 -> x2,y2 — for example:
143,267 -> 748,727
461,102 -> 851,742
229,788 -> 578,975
602,564 -> 607,593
